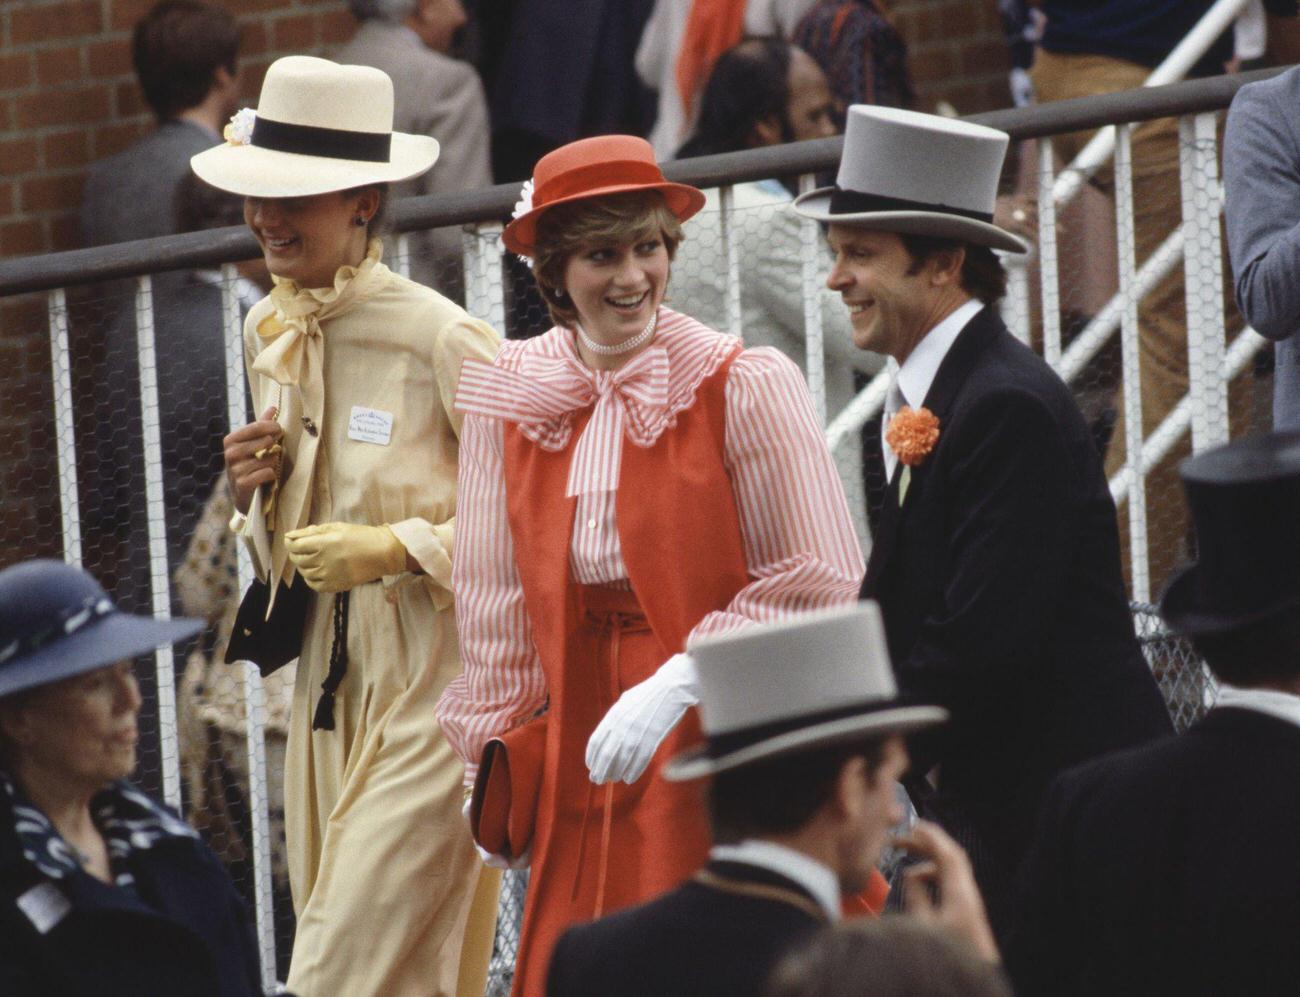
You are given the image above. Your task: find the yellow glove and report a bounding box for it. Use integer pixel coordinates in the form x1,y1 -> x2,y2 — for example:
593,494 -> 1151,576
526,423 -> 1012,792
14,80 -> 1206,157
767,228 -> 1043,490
284,522 -> 407,593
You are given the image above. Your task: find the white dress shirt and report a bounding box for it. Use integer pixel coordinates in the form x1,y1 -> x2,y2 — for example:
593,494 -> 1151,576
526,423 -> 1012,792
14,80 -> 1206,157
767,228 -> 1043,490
1214,684 -> 1300,729
881,298 -> 984,481
710,839 -> 841,922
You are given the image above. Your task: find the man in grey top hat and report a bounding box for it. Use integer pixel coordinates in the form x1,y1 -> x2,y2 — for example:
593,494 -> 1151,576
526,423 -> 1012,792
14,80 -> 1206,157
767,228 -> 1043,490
794,106 -> 1171,929
1007,431 -> 1300,995
546,604 -> 1001,997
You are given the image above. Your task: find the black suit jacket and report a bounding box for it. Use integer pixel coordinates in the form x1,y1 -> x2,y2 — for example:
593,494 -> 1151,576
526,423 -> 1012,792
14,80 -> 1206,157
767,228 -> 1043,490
862,307 -> 1171,886
1007,707 -> 1300,996
546,860 -> 825,997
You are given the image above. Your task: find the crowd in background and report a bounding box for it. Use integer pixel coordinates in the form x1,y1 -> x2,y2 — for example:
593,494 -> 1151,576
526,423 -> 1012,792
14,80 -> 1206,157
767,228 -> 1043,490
5,1 -> 1299,995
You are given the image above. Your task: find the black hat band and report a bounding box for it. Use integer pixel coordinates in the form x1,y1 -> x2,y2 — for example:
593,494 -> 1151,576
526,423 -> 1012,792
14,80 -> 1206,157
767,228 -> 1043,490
252,116 -> 392,164
827,188 -> 994,224
706,697 -> 903,760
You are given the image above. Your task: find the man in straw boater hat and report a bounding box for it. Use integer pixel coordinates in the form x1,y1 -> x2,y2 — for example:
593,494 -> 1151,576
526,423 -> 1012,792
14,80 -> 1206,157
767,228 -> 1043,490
191,55 -> 502,996
1007,431 -> 1300,996
546,603 -> 1003,996
793,106 -> 1173,929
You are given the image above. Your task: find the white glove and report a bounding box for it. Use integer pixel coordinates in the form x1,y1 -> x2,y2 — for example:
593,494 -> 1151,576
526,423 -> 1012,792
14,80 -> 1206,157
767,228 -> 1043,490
585,653 -> 700,785
461,797 -> 530,870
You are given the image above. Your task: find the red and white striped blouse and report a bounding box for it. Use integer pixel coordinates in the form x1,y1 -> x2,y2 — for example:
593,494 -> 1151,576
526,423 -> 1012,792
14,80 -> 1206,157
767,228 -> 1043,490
436,308 -> 864,777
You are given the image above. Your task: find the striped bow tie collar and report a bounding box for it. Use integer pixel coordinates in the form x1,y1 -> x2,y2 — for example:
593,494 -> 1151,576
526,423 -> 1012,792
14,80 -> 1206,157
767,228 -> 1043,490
457,310 -> 735,495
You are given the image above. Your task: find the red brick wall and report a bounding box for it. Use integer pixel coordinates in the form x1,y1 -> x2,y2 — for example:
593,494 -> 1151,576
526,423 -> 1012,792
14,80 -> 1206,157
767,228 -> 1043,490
0,0 -> 356,261
893,0 -> 1012,115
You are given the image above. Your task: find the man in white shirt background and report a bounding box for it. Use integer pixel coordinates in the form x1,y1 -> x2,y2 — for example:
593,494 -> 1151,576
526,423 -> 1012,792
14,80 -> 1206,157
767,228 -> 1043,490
674,38 -> 883,548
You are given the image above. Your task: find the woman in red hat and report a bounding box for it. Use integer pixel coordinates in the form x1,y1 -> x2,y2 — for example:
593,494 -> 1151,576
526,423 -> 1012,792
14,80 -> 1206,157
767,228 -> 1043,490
435,134 -> 864,995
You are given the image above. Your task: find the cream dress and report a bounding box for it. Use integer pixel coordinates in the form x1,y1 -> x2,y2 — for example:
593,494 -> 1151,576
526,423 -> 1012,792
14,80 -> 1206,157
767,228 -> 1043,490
240,244 -> 500,996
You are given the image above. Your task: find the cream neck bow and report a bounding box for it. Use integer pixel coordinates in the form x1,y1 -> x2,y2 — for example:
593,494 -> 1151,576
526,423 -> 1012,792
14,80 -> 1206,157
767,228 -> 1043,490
252,238 -> 389,388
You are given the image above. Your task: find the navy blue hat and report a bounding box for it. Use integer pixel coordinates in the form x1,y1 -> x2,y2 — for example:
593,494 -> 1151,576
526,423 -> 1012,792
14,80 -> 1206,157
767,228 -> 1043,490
1160,431 -> 1300,636
0,560 -> 202,699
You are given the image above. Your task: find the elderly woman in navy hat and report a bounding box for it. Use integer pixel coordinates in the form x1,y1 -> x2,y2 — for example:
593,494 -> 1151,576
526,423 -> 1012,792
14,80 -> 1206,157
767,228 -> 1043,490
0,559 -> 262,997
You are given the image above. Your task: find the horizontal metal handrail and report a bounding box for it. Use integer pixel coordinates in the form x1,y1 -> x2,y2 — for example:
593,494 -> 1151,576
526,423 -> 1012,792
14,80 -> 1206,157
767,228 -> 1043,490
0,66 -> 1287,297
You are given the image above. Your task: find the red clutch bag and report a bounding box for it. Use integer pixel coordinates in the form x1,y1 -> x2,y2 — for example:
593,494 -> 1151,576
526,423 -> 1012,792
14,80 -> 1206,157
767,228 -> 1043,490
468,717 -> 548,861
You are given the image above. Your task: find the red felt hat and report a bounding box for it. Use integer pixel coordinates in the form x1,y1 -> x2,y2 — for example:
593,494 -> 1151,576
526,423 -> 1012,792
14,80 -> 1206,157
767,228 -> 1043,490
502,134 -> 705,256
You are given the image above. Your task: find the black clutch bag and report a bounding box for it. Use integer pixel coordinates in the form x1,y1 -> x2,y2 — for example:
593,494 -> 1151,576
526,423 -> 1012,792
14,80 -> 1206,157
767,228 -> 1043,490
224,573 -> 311,677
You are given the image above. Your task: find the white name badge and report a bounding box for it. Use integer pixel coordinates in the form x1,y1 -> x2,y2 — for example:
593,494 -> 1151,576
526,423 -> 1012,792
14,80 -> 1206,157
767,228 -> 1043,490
17,883 -> 71,934
348,406 -> 394,446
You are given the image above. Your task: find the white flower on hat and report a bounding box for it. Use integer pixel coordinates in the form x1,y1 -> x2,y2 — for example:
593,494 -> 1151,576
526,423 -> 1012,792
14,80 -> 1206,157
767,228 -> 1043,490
223,107 -> 256,147
511,178 -> 535,222
504,178 -> 537,268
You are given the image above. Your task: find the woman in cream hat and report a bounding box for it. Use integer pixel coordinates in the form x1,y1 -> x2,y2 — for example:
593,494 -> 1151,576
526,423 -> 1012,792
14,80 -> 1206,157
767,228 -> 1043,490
192,55 -> 500,997
435,134 -> 865,995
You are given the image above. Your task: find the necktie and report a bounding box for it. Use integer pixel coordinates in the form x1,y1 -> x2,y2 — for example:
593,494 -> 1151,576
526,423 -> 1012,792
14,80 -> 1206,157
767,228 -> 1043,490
882,379 -> 905,483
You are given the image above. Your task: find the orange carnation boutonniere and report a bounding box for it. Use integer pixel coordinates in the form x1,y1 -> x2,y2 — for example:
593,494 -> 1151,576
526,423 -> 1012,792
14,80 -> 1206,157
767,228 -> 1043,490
885,406 -> 940,504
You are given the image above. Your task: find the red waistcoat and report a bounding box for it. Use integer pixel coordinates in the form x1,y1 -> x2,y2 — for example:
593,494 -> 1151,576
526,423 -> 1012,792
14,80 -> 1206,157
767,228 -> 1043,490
502,344 -> 749,673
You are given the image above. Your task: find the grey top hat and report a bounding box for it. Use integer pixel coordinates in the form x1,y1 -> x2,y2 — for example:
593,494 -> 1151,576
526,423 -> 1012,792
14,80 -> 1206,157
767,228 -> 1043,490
793,105 -> 1029,254
664,603 -> 947,781
0,560 -> 201,699
1160,431 -> 1300,636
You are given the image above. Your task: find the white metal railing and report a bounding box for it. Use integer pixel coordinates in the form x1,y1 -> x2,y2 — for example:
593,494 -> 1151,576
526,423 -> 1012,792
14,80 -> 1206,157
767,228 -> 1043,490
133,276 -> 182,813
46,287 -> 81,565
1115,125 -> 1151,602
798,173 -> 829,425
220,263 -> 279,992
22,70 -> 1272,984
1049,0 -> 1251,211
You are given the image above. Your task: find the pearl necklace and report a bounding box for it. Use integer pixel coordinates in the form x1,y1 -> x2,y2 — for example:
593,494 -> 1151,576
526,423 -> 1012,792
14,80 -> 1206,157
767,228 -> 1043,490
576,312 -> 657,357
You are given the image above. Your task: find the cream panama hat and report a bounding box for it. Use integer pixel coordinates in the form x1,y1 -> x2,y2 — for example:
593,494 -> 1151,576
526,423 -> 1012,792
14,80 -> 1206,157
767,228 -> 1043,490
664,603 -> 947,781
191,55 -> 439,198
793,105 -> 1028,254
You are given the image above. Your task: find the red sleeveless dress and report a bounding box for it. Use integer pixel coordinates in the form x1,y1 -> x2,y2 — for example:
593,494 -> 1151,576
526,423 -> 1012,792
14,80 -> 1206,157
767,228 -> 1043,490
501,346 -> 748,996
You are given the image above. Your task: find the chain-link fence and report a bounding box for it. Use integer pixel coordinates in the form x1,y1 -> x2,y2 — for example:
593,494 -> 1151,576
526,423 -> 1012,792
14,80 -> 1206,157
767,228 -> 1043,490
0,69 -> 1275,989
487,870 -> 528,997
1131,602 -> 1219,734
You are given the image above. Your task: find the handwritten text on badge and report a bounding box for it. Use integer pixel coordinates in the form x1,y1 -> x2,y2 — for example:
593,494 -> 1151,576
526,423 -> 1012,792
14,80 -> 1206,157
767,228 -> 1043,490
348,406 -> 394,446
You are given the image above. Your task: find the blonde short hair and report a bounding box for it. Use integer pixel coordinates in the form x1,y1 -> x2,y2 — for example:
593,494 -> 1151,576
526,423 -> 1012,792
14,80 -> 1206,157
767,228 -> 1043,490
532,190 -> 684,328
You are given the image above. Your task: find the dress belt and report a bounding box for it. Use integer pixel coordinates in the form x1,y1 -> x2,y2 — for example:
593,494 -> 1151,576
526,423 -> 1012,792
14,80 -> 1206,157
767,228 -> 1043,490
571,586 -> 650,915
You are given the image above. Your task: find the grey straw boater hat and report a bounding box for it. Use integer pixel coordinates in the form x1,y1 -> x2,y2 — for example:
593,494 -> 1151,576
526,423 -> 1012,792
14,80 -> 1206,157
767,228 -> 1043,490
0,560 -> 201,700
793,105 -> 1028,254
191,55 -> 439,198
664,603 -> 947,781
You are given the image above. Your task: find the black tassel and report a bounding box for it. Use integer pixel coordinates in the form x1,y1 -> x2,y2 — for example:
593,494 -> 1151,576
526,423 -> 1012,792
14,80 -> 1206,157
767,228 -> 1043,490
312,689 -> 337,731
312,591 -> 350,732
